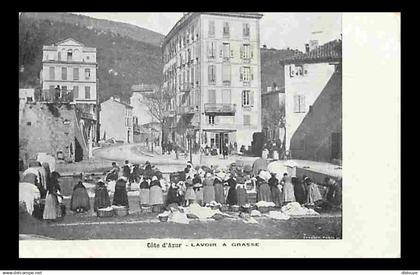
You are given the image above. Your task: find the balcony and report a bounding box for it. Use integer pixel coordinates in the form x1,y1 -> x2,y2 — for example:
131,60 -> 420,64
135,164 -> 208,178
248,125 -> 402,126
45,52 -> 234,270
178,105 -> 196,115
35,89 -> 74,103
204,103 -> 236,114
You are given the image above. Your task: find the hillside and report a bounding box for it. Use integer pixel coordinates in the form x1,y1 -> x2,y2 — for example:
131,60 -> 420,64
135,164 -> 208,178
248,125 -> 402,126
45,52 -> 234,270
19,14 -> 163,103
21,13 -> 164,47
261,47 -> 301,93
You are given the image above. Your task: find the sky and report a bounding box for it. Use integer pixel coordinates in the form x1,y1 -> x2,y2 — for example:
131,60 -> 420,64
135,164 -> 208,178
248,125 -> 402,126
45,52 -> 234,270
75,12 -> 342,51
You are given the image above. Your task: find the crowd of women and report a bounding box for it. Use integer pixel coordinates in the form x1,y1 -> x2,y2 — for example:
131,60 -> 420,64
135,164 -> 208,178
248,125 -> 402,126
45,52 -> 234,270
19,157 -> 342,223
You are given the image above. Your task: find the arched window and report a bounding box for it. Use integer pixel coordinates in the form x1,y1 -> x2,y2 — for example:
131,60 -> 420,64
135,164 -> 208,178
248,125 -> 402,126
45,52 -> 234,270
67,49 -> 73,61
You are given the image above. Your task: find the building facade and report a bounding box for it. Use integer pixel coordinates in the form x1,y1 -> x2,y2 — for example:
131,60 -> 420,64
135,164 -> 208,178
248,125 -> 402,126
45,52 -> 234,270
162,12 -> 263,154
261,87 -> 285,142
40,38 -> 98,158
100,97 -> 134,143
283,39 -> 342,163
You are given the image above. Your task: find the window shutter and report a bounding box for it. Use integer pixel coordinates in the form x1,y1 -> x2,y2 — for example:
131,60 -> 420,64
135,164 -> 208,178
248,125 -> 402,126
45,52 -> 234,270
207,41 -> 211,58
240,67 -> 243,81
219,46 -> 223,58
251,67 -> 254,80
230,49 -> 234,58
294,95 -> 299,113
250,90 -> 254,106
240,45 -> 243,59
208,65 -> 212,83
251,46 -> 254,58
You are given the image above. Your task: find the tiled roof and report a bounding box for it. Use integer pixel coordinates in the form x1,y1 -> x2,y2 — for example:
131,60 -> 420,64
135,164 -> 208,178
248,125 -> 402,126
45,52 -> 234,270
283,39 -> 342,64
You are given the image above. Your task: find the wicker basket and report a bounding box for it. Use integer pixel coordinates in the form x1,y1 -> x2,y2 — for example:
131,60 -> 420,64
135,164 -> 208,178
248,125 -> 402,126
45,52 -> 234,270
230,205 -> 240,212
113,207 -> 129,217
141,206 -> 152,213
158,216 -> 168,222
97,209 -> 114,218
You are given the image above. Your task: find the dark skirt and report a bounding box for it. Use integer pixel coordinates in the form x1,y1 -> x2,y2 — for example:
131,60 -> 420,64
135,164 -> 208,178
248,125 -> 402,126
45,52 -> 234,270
226,187 -> 238,205
294,184 -> 306,204
257,183 -> 272,202
94,187 -> 111,211
70,187 -> 91,211
271,186 -> 282,207
236,188 -> 248,206
166,188 -> 182,206
113,185 -> 129,207
214,183 -> 225,204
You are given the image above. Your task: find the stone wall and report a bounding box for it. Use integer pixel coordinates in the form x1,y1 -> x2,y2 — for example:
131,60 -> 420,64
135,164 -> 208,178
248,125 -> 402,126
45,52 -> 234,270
19,102 -> 77,163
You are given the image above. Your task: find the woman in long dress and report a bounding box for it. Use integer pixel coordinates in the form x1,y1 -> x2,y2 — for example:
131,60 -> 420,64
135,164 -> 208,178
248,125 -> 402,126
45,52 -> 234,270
252,158 -> 268,177
202,173 -> 215,205
213,172 -> 225,204
192,174 -> 203,206
282,173 -> 296,204
236,172 -> 248,207
70,181 -> 91,213
305,177 -> 323,205
43,172 -> 63,221
113,177 -> 129,207
149,176 -> 164,211
225,174 -> 238,206
268,173 -> 282,207
139,177 -> 150,206
293,176 -> 307,204
184,176 -> 196,206
256,171 -> 272,202
93,179 -> 111,211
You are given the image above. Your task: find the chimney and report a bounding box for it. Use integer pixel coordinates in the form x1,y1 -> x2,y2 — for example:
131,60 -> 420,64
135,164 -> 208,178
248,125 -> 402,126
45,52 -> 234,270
305,44 -> 310,53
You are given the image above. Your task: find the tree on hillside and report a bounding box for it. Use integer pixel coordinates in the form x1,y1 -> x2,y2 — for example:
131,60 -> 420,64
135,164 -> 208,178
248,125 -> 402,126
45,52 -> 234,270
142,86 -> 176,153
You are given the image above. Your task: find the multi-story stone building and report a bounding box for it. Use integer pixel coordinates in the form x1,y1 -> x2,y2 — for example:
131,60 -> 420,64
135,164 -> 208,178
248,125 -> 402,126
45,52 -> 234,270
283,39 -> 342,163
162,12 -> 263,154
40,38 -> 98,158
100,97 -> 134,143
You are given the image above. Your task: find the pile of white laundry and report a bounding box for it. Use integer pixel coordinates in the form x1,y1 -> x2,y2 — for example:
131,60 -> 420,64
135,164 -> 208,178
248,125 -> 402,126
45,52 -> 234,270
281,202 -> 319,216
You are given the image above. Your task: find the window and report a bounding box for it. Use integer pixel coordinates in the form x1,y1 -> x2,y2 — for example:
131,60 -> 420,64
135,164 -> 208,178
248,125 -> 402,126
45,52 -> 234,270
73,68 -> 79,80
223,43 -> 230,60
223,22 -> 230,37
73,86 -> 79,99
58,52 -> 61,61
208,115 -> 215,125
191,67 -> 194,85
208,89 -> 216,103
85,86 -> 91,99
243,115 -> 251,126
208,21 -> 215,36
207,41 -> 216,59
85,68 -> 91,80
208,65 -> 216,84
243,23 -> 250,37
49,67 -> 55,80
294,95 -> 306,113
242,90 -> 254,106
240,66 -> 253,81
222,64 -> 231,83
61,67 -> 67,80
67,50 -> 72,61
241,44 -> 251,59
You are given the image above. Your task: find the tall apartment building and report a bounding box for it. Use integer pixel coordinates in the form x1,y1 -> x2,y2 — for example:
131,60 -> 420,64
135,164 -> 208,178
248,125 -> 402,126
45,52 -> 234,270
162,12 -> 263,153
40,38 -> 98,157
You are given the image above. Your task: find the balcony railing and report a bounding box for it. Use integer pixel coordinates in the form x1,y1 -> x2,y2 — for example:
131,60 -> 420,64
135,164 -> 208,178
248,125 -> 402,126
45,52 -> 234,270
204,103 -> 236,114
178,105 -> 196,115
35,89 -> 74,103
